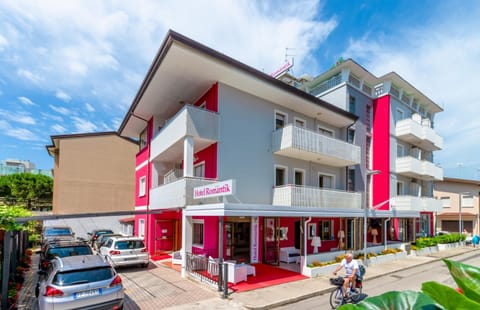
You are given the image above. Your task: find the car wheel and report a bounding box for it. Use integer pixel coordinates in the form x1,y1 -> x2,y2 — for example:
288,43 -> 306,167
142,263 -> 149,268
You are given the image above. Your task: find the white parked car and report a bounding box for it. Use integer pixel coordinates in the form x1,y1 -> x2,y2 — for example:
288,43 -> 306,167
100,236 -> 150,268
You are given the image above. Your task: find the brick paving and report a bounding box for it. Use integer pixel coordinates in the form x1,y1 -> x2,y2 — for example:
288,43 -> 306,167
16,252 -> 221,310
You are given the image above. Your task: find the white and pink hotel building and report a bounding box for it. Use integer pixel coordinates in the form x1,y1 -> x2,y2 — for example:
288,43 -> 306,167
118,30 -> 443,275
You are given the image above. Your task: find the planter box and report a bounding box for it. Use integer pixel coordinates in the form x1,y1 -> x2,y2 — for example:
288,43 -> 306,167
395,251 -> 408,260
366,257 -> 378,265
303,263 -> 338,277
375,253 -> 396,265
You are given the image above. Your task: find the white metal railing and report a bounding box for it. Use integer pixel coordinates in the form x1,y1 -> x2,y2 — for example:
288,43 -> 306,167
150,177 -> 219,209
272,124 -> 361,166
396,156 -> 443,180
395,118 -> 443,150
309,73 -> 342,96
392,196 -> 442,212
164,168 -> 183,184
272,185 -> 361,209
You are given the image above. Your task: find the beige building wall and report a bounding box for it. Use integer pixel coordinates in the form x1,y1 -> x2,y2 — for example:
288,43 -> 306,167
434,177 -> 480,235
49,133 -> 137,215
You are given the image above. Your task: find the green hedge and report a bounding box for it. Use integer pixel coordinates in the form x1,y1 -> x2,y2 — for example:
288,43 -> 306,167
414,233 -> 463,248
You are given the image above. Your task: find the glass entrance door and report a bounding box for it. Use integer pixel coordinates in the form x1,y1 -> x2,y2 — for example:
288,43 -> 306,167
263,217 -> 279,265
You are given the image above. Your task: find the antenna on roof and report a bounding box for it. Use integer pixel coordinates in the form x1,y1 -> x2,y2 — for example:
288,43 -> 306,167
285,47 -> 295,67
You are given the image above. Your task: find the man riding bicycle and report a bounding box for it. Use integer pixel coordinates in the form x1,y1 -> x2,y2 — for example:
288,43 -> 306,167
332,252 -> 361,297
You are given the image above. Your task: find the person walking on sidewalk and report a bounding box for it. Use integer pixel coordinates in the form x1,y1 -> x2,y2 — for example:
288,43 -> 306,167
332,252 -> 360,297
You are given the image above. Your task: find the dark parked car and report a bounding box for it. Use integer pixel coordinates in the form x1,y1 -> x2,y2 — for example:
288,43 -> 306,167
39,240 -> 93,271
41,226 -> 76,251
87,229 -> 114,247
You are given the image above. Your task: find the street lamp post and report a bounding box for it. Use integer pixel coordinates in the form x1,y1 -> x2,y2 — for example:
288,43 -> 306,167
363,169 -> 381,266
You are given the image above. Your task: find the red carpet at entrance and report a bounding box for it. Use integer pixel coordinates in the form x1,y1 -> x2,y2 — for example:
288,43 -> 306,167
151,253 -> 173,261
230,264 -> 307,293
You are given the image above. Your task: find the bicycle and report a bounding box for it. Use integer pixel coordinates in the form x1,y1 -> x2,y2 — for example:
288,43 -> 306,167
329,276 -> 364,309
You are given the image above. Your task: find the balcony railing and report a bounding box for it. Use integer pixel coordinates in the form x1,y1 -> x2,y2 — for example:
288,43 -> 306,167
396,156 -> 443,181
395,118 -> 443,151
272,185 -> 361,209
272,124 -> 361,167
150,105 -> 219,161
309,73 -> 342,96
392,196 -> 443,212
150,177 -> 220,210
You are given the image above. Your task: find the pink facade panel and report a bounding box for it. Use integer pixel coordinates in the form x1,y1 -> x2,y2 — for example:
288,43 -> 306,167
372,95 -> 391,210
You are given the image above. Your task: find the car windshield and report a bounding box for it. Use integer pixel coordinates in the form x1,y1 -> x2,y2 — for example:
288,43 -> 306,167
53,267 -> 114,286
45,229 -> 72,236
95,230 -> 113,237
114,240 -> 145,250
47,246 -> 93,259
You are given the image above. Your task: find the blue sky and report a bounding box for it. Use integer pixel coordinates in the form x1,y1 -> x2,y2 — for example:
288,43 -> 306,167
0,0 -> 479,179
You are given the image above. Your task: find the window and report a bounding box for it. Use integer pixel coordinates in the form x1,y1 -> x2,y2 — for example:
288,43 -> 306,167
347,168 -> 355,192
319,173 -> 333,189
396,108 -> 404,123
347,128 -> 355,143
294,117 -> 306,128
349,96 -> 356,113
275,166 -> 287,186
319,220 -> 333,240
294,169 -> 304,186
397,182 -> 404,195
139,128 -> 147,150
461,194 -> 474,208
365,105 -> 371,132
139,219 -> 145,238
194,162 -> 205,177
275,111 -> 287,130
139,176 -> 146,197
318,126 -> 334,137
193,220 -> 204,247
397,144 -> 405,157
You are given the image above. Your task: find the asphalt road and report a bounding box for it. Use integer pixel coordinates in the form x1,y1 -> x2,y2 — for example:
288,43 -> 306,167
273,251 -> 480,309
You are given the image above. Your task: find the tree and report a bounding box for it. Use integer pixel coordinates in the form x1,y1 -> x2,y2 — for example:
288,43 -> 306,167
0,204 -> 32,231
0,173 -> 53,209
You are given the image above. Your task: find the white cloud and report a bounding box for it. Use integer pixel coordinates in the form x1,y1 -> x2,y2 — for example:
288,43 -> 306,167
18,96 -> 35,105
85,102 -> 95,112
342,4 -> 480,171
41,112 -> 64,122
71,116 -> 97,132
5,127 -> 41,141
17,68 -> 42,84
50,124 -> 67,133
55,90 -> 71,102
49,104 -> 70,115
0,109 -> 36,125
0,34 -> 8,50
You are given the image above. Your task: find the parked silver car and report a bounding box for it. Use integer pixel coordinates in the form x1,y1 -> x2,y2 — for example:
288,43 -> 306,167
100,236 -> 149,268
37,255 -> 124,310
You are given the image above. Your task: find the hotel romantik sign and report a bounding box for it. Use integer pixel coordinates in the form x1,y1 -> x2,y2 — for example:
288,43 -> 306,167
193,179 -> 235,199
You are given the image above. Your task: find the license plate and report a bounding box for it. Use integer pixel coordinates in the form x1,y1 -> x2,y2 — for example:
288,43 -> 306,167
74,288 -> 101,299
124,257 -> 136,261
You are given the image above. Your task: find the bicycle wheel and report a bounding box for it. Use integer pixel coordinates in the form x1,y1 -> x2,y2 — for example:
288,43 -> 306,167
329,287 -> 344,309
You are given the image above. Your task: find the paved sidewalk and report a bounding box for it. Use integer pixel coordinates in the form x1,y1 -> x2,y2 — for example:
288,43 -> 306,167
166,246 -> 479,310
16,246 -> 478,310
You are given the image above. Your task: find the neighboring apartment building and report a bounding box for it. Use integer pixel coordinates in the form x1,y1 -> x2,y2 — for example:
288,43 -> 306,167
434,177 -> 480,235
301,59 -> 444,242
45,132 -> 138,238
0,159 -> 52,177
118,30 -> 443,276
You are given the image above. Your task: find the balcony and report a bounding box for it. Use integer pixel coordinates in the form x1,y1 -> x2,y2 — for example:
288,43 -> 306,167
272,125 -> 361,167
272,185 -> 361,209
392,196 -> 443,212
150,105 -> 219,162
395,156 -> 443,181
395,118 -> 443,151
149,177 -> 220,210
309,73 -> 342,97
